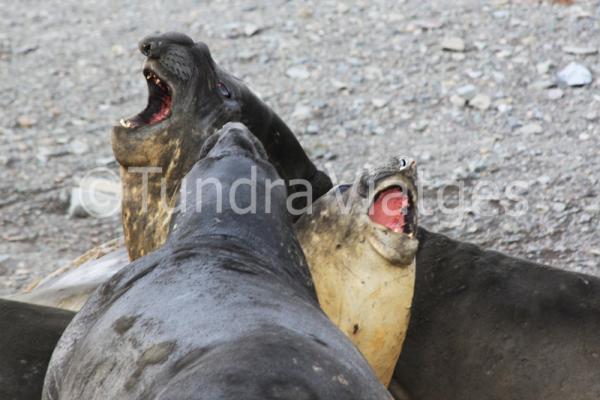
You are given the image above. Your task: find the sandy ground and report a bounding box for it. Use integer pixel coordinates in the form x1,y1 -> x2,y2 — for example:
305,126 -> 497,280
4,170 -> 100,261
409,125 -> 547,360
1,0 -> 599,295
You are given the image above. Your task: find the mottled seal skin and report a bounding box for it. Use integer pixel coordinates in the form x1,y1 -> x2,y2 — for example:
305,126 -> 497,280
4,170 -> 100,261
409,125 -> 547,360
44,123 -> 389,400
0,299 -> 74,400
394,228 -> 600,400
296,158 -> 419,386
112,32 -> 331,260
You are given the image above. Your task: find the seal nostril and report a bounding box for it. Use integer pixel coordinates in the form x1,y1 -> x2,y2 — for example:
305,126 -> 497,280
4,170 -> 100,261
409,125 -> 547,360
141,43 -> 152,56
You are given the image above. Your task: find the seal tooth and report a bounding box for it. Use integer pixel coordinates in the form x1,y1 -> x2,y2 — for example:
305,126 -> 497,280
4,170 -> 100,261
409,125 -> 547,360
119,118 -> 132,128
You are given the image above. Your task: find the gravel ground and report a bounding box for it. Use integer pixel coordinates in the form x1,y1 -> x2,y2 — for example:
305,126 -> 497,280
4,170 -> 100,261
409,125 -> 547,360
1,0 -> 599,295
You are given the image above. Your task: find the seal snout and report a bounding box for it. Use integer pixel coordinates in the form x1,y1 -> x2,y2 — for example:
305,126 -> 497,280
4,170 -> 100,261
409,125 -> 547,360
208,122 -> 268,160
139,32 -> 195,58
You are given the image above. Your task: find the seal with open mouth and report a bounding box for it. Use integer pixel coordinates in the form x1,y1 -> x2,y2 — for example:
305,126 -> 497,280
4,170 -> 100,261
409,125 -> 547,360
295,158 -> 418,387
112,32 -> 332,260
43,123 -> 390,400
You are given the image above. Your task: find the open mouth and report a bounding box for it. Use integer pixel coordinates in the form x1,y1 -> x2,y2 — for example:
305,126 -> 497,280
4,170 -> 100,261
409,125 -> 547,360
119,68 -> 172,129
368,185 -> 415,234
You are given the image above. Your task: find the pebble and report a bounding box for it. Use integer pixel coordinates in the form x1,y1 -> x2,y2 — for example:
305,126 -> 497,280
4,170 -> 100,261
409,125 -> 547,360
410,121 -> 429,132
291,105 -> 313,120
68,178 -> 121,219
17,115 -> 37,128
562,46 -> 598,56
450,95 -> 466,107
456,84 -> 477,100
37,145 -> 69,163
552,202 -> 567,213
530,79 -> 556,90
371,98 -> 388,109
441,37 -> 466,52
536,60 -> 553,75
557,62 -> 592,87
547,88 -> 564,100
517,123 -> 543,135
69,139 -> 89,155
469,94 -> 491,110
286,66 -> 310,80
306,123 -> 320,135
579,133 -> 591,141
537,175 -> 552,185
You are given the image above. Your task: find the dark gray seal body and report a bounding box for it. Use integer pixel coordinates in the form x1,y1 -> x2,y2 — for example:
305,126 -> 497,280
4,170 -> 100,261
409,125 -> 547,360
0,299 -> 74,400
112,32 -> 331,260
394,228 -> 600,400
43,123 -> 389,400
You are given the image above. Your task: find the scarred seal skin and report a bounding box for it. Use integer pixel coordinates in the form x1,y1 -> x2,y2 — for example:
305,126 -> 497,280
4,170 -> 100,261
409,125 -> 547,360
393,228 -> 600,400
295,158 -> 419,386
112,32 -> 332,260
43,123 -> 391,400
0,299 -> 74,400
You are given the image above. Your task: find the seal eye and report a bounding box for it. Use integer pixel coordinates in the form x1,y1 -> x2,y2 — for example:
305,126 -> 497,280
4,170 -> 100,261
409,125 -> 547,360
335,184 -> 351,194
218,82 -> 231,98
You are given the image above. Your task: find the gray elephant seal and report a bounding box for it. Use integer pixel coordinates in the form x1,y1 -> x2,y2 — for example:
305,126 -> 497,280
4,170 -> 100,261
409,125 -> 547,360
43,123 -> 390,400
0,299 -> 74,400
393,228 -> 600,400
113,32 -> 331,260
296,158 -> 419,386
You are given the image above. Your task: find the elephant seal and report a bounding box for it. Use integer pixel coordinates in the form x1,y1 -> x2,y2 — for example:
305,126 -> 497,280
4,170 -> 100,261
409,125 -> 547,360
113,32 -> 332,260
295,158 -> 419,386
43,123 -> 390,400
392,227 -> 600,400
0,299 -> 74,400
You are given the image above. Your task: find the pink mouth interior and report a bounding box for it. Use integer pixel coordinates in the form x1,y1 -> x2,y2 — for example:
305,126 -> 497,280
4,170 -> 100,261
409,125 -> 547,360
369,187 -> 410,232
149,95 -> 172,125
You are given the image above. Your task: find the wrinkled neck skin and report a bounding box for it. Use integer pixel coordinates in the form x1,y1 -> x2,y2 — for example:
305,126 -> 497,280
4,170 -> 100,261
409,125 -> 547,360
295,176 -> 418,387
167,154 -> 313,293
117,65 -> 240,260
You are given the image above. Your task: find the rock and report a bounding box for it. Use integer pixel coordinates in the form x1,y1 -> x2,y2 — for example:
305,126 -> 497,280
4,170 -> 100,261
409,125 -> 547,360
69,139 -> 89,155
529,79 -> 556,90
243,24 -> 263,37
537,175 -> 552,185
441,37 -> 465,52
68,177 -> 121,219
536,60 -> 553,75
547,88 -> 564,100
371,98 -> 388,108
413,19 -> 444,30
286,66 -> 310,80
579,132 -> 591,141
37,145 -> 69,163
469,94 -> 491,110
450,95 -> 466,107
410,121 -> 428,132
330,79 -> 348,91
291,104 -> 313,120
496,103 -> 512,113
517,123 -> 543,135
552,202 -> 567,213
562,46 -> 598,56
456,84 -> 477,100
557,62 -> 593,87
306,123 -> 320,135
17,115 -> 36,128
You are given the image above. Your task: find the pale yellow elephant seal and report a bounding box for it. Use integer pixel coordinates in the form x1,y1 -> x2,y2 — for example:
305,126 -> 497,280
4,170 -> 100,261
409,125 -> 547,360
295,157 -> 418,387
